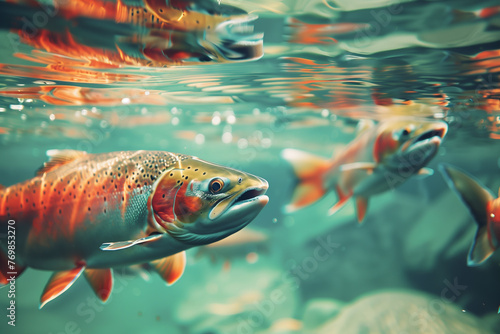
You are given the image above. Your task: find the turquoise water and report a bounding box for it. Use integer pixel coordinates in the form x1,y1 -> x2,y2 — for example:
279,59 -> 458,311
1,0 -> 500,333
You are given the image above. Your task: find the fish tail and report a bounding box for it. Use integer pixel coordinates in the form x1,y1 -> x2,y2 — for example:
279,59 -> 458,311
281,149 -> 329,213
439,164 -> 496,266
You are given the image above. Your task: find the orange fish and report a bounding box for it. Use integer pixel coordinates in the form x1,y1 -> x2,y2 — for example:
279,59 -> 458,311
0,150 -> 268,307
440,164 -> 500,266
281,118 -> 447,222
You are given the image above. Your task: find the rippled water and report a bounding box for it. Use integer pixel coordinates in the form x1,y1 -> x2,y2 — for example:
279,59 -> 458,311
0,0 -> 500,333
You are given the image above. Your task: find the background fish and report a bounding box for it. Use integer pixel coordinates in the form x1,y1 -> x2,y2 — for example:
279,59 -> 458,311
281,118 -> 448,222
0,149 -> 268,307
440,164 -> 500,266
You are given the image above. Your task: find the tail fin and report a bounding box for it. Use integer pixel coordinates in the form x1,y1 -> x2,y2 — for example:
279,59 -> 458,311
439,164 -> 496,266
281,149 -> 329,213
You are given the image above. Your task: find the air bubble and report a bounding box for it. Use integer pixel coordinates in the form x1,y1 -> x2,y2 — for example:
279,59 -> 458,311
261,138 -> 272,148
212,113 -> 221,126
195,134 -> 205,145
121,97 -> 131,104
237,138 -> 248,149
222,132 -> 232,144
49,114 -> 55,121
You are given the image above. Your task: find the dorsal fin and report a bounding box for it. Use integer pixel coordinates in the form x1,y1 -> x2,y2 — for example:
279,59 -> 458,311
36,149 -> 87,176
150,251 -> 186,285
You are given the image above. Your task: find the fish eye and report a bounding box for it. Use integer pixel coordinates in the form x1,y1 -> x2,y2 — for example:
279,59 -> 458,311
394,127 -> 412,141
209,178 -> 224,194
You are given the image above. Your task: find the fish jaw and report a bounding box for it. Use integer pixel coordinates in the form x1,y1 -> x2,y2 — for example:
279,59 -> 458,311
149,157 -> 269,246
377,119 -> 448,172
166,191 -> 269,245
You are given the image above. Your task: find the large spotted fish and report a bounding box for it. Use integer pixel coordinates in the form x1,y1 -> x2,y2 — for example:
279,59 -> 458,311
0,150 -> 268,307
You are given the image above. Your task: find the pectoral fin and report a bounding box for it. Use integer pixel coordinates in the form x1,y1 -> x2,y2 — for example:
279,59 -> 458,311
150,251 -> 186,285
418,167 -> 434,176
414,167 -> 434,179
100,234 -> 163,251
40,267 -> 84,308
340,162 -> 377,173
84,268 -> 113,302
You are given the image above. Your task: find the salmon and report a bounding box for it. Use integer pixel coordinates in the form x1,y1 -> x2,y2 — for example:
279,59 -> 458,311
0,149 -> 269,307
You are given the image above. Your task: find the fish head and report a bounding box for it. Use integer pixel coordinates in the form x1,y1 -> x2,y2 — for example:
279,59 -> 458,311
373,118 -> 448,172
148,157 -> 269,245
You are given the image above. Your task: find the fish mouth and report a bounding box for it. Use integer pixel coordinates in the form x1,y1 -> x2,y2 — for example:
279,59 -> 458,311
413,127 -> 447,143
167,182 -> 269,246
403,123 -> 448,153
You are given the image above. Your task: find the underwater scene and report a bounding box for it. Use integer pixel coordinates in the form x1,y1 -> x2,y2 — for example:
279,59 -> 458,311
1,0 -> 500,333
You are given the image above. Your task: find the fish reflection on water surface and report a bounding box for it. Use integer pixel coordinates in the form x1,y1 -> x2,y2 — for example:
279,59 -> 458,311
0,0 -> 263,67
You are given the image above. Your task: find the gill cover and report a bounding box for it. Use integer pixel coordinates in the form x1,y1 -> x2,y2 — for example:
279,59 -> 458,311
148,167 -> 204,232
